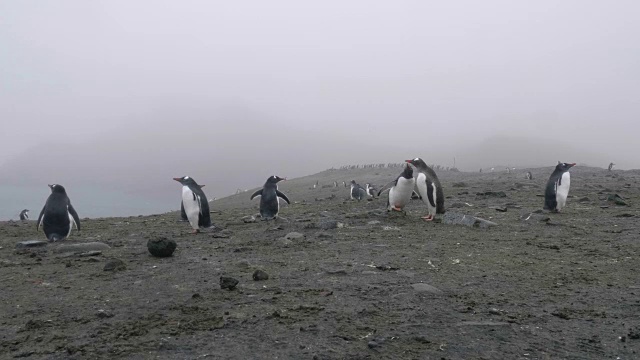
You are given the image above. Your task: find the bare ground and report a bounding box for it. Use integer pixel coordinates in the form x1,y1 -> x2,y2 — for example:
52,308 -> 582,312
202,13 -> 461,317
1,166 -> 639,359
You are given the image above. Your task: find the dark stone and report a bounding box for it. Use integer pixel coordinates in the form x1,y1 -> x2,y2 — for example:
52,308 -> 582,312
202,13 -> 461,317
578,196 -> 591,202
220,276 -> 239,290
147,238 -> 177,257
252,269 -> 269,281
96,310 -> 114,318
103,258 -> 126,271
607,194 -> 628,206
15,240 -> 48,249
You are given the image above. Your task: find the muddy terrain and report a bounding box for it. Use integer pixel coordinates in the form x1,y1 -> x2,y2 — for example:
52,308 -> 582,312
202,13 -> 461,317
1,165 -> 639,359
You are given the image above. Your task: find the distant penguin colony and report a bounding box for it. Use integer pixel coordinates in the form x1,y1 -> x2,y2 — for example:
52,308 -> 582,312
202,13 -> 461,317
406,158 -> 445,221
349,180 -> 367,201
19,209 -> 29,221
37,184 -> 81,241
377,164 -> 415,212
251,175 -> 290,220
174,176 -> 211,233
543,162 -> 576,212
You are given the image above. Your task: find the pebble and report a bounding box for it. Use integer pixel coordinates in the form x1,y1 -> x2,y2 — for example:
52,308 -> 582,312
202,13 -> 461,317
242,216 -> 256,223
103,258 -> 126,271
317,219 -> 339,230
252,269 -> 269,281
220,276 -> 239,290
285,232 -> 305,240
147,238 -> 177,257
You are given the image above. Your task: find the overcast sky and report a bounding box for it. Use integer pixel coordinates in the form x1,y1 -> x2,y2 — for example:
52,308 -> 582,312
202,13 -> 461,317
1,1 -> 639,170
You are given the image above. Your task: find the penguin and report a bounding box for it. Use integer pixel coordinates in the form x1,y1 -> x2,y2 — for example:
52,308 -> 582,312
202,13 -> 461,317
365,183 -> 377,198
343,181 -> 348,188
313,180 -> 319,189
36,184 -> 81,241
19,209 -> 29,221
543,162 -> 576,212
180,184 -> 205,221
250,175 -> 290,220
608,162 -> 615,171
377,164 -> 415,212
406,158 -> 445,221
349,180 -> 367,200
173,176 -> 211,233
333,181 -> 338,188
525,171 -> 533,180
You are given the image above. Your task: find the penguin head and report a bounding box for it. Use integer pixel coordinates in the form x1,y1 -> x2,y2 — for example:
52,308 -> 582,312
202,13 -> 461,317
405,157 -> 426,168
401,163 -> 414,178
556,162 -> 576,172
173,176 -> 198,186
350,180 -> 357,185
48,184 -> 67,194
266,175 -> 286,184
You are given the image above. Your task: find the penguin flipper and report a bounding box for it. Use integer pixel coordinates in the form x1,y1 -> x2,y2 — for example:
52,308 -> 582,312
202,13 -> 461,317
250,189 -> 262,200
376,180 -> 396,197
426,182 -> 436,208
36,206 -> 46,231
68,204 -> 81,231
276,190 -> 291,204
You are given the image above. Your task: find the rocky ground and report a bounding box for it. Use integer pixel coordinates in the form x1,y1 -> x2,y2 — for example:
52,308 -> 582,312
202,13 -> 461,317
1,165 -> 639,359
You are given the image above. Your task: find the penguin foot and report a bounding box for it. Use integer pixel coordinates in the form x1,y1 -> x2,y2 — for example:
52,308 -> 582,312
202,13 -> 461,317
422,215 -> 434,221
391,206 -> 403,212
191,229 -> 200,234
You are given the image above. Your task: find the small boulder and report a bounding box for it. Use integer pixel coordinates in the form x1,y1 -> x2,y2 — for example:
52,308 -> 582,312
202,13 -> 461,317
252,269 -> 269,281
284,232 -> 305,241
220,276 -> 239,290
147,238 -> 177,257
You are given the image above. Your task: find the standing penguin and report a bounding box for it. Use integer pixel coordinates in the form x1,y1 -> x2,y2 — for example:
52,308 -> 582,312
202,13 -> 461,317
251,175 -> 290,220
349,180 -> 367,200
406,158 -> 445,221
543,162 -> 576,212
180,184 -> 205,221
19,209 -> 29,221
365,183 -> 377,198
525,171 -> 533,180
36,184 -> 81,241
377,164 -> 415,212
173,176 -> 211,233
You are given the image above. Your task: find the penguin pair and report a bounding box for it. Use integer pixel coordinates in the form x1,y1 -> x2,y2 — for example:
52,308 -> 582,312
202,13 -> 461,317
37,184 -> 81,241
174,176 -> 212,233
349,180 -> 367,201
544,162 -> 575,212
251,176 -> 291,220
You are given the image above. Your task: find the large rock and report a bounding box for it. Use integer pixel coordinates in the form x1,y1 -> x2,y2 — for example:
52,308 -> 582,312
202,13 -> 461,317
442,212 -> 497,228
147,238 -> 177,257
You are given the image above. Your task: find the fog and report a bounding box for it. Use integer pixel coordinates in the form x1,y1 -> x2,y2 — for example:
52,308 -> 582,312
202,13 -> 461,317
1,1 -> 639,201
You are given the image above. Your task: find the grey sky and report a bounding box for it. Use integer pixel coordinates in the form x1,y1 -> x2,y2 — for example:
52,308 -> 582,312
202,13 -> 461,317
1,0 -> 639,174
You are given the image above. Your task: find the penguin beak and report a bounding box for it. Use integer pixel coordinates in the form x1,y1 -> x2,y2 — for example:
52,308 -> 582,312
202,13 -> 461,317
569,163 -> 576,167
172,177 -> 182,182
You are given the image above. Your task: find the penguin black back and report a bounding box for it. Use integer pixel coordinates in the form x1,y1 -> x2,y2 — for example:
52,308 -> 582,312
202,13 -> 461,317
37,184 -> 81,241
544,162 -> 575,211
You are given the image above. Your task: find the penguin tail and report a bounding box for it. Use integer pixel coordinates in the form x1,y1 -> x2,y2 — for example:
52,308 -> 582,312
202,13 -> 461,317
47,233 -> 63,242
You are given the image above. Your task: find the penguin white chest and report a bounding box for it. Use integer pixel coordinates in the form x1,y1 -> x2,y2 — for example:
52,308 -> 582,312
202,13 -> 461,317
389,177 -> 415,209
556,172 -> 571,210
181,186 -> 201,229
415,173 -> 437,213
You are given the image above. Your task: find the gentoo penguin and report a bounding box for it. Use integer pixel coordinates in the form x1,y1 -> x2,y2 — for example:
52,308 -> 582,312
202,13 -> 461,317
173,176 -> 211,233
349,180 -> 367,200
36,184 -> 81,241
343,181 -> 347,188
251,175 -> 290,220
365,183 -> 377,198
180,184 -> 205,221
333,181 -> 338,188
406,158 -> 445,221
377,164 -> 415,212
19,209 -> 29,221
543,162 -> 576,212
608,162 -> 615,171
525,171 -> 533,180
313,180 -> 319,189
